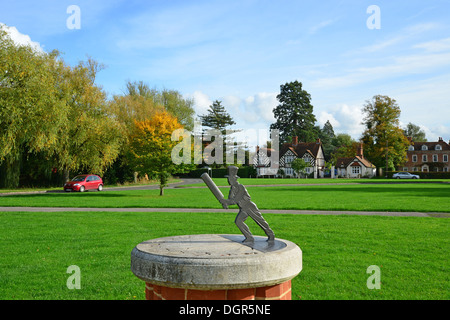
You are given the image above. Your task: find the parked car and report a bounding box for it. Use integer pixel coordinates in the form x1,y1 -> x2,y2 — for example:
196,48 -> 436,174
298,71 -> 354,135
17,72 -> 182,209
64,174 -> 103,192
392,172 -> 420,179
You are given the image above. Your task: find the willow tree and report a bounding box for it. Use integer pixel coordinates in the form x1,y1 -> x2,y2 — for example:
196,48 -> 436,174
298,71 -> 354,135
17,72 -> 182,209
54,58 -> 123,182
0,28 -> 69,187
0,27 -> 122,187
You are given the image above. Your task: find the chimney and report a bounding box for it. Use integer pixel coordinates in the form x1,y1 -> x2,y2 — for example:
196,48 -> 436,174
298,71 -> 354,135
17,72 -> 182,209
316,138 -> 321,144
292,136 -> 298,145
438,137 -> 443,142
357,143 -> 364,158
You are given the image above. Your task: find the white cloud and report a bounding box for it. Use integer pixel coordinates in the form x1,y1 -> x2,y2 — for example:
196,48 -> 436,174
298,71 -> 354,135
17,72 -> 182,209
0,23 -> 44,52
309,18 -> 339,35
188,90 -> 213,117
222,95 -> 242,114
361,36 -> 404,53
246,92 -> 277,122
311,50 -> 450,90
318,111 -> 340,128
353,22 -> 441,54
413,37 -> 450,52
187,90 -> 278,132
323,104 -> 365,139
419,125 -> 450,142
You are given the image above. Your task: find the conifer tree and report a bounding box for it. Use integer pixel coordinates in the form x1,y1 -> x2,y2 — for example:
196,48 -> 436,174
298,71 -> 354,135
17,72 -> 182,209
270,81 -> 318,144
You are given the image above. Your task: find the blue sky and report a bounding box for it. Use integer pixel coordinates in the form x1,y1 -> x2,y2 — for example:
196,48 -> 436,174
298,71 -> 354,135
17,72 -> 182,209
2,0 -> 450,143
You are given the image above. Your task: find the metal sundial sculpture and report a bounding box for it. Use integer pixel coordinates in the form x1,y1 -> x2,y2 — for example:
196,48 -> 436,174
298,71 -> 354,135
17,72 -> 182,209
201,166 -> 275,243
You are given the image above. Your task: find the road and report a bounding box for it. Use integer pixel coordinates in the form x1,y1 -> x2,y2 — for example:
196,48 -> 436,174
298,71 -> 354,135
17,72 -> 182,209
0,205 -> 445,217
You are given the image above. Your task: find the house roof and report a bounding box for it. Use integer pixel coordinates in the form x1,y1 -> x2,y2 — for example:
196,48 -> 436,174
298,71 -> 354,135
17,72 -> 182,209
336,156 -> 375,168
336,157 -> 353,168
280,140 -> 323,159
408,140 -> 450,151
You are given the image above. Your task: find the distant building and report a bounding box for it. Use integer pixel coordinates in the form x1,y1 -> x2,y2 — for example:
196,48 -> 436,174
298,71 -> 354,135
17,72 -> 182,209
335,144 -> 376,178
401,137 -> 450,172
278,137 -> 325,178
253,146 -> 277,177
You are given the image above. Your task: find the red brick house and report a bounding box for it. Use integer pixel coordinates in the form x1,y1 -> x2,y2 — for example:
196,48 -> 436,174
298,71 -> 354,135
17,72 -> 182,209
401,137 -> 450,172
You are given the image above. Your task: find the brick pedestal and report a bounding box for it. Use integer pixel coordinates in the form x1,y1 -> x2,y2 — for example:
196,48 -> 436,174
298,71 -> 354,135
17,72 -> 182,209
131,234 -> 302,301
145,280 -> 292,300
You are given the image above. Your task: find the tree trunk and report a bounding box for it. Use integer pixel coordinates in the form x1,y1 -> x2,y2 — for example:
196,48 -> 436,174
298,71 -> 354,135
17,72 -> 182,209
63,169 -> 70,183
0,155 -> 21,189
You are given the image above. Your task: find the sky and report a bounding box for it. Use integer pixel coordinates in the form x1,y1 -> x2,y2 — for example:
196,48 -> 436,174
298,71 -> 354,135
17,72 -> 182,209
1,0 -> 450,145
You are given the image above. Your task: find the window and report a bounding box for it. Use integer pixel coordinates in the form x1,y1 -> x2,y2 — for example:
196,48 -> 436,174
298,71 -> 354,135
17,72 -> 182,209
412,155 -> 417,162
444,154 -> 448,162
422,155 -> 427,162
436,145 -> 442,150
444,167 -> 448,172
408,145 -> 414,151
422,145 -> 428,150
433,155 -> 438,162
403,167 -> 408,171
352,166 -> 360,174
412,167 -> 417,172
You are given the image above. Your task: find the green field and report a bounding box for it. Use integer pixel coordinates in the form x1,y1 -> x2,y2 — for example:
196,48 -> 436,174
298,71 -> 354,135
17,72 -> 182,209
184,178 -> 450,186
1,181 -> 449,300
1,182 -> 450,213
0,211 -> 448,300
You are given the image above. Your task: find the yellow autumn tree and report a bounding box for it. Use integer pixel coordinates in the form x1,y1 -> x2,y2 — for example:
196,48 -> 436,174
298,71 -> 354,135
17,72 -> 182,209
130,111 -> 194,195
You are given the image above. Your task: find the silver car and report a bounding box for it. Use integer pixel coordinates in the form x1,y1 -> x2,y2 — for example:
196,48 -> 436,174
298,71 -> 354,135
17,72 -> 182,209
392,172 -> 420,179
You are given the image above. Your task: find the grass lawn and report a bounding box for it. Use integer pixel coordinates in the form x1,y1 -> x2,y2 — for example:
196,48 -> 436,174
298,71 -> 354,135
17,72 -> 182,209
182,178 -> 450,187
0,211 -> 447,300
1,183 -> 449,213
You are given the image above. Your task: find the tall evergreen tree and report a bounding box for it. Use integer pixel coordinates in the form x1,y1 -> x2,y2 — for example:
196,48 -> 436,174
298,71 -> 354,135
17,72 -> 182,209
199,100 -> 238,167
270,81 -> 318,144
199,100 -> 235,132
319,120 -> 336,160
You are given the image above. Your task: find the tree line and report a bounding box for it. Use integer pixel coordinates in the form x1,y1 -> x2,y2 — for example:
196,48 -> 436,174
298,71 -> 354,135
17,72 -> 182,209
1,27 -> 428,190
0,28 -> 196,189
270,80 -> 427,172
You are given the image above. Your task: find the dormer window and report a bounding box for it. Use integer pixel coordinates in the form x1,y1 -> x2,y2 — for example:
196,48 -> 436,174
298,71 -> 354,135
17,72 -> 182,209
421,145 -> 428,151
436,145 -> 442,151
408,145 -> 414,151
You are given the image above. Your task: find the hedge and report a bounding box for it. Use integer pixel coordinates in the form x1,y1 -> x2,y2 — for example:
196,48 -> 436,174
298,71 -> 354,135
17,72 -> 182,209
183,166 -> 257,178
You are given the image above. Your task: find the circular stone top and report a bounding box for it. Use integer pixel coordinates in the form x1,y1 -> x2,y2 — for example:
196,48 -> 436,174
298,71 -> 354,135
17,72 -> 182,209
131,234 -> 302,290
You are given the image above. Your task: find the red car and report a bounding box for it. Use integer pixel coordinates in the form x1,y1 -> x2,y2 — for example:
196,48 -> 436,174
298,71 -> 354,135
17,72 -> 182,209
64,174 -> 103,192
